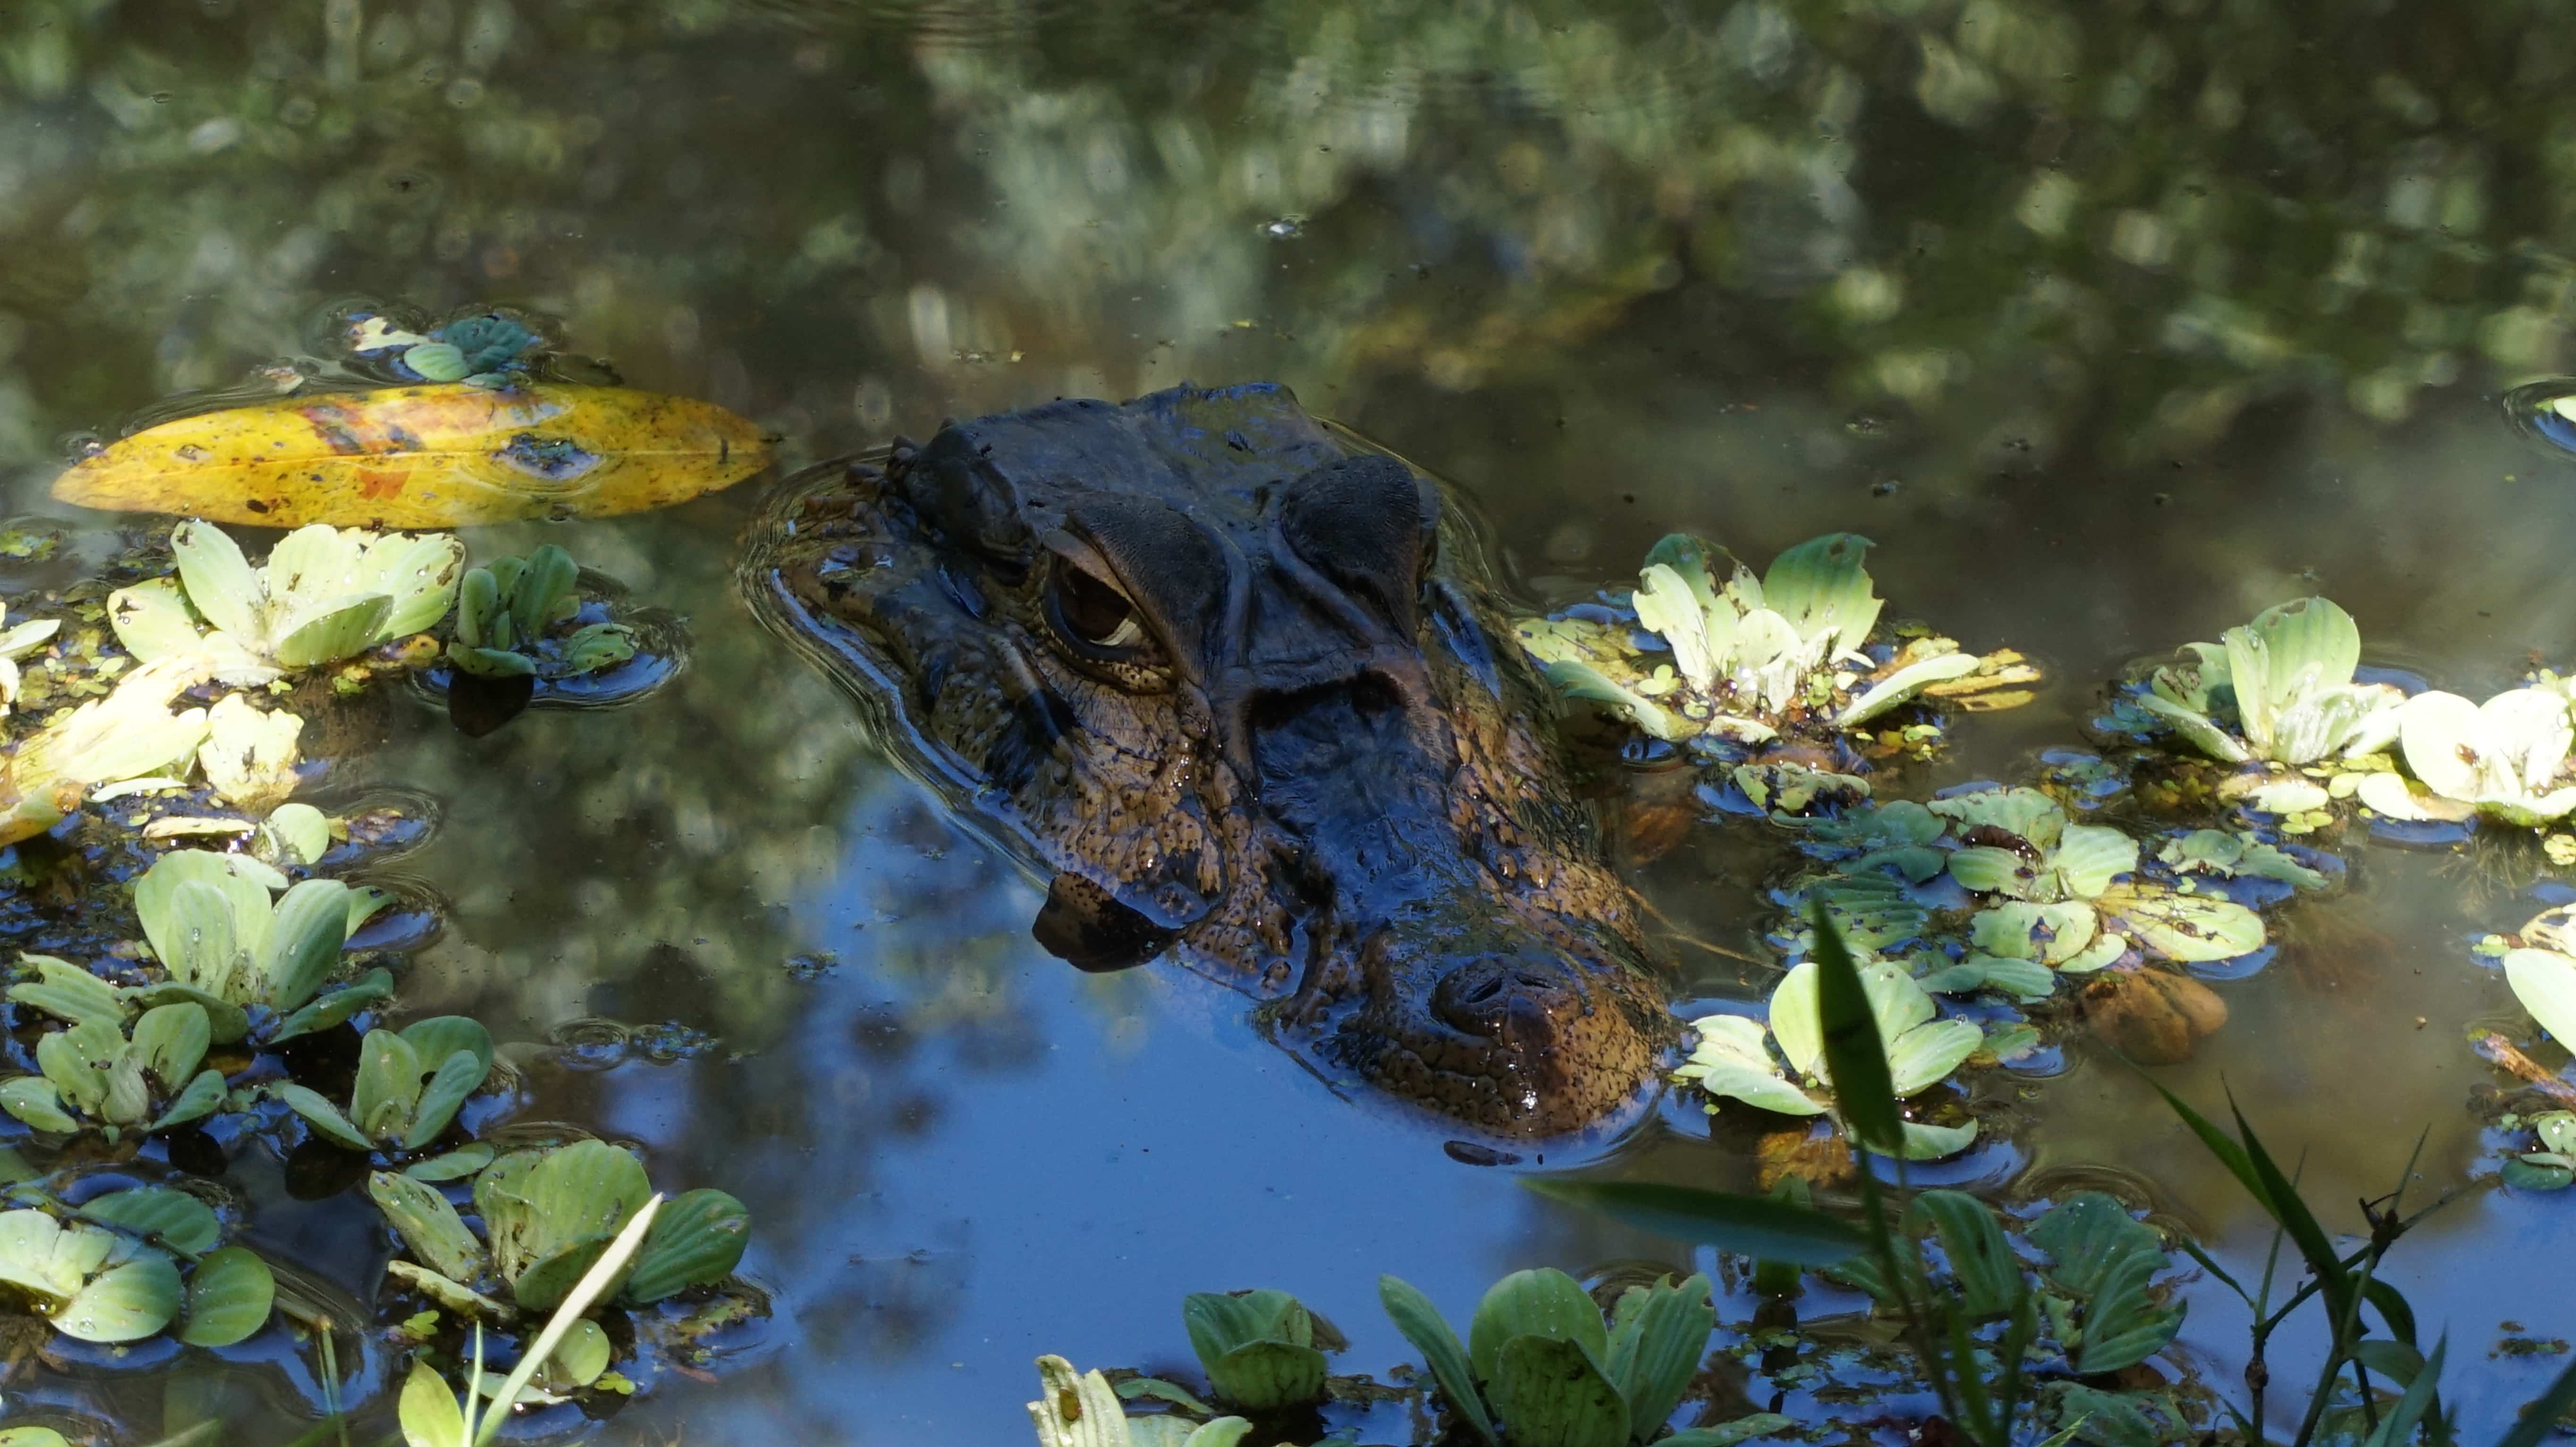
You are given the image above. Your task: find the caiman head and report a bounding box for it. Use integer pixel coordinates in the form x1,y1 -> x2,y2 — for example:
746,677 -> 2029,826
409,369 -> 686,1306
744,383 -> 1671,1136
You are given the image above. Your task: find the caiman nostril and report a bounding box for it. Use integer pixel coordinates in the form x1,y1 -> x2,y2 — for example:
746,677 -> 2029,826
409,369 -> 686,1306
1432,957 -> 1578,1039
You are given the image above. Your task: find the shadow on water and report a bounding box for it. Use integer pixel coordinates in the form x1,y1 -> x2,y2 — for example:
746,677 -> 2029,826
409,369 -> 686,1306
10,0 -> 2576,1441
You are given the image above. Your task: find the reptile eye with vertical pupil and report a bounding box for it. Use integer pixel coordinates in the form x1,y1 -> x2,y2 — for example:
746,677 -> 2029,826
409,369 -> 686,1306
1044,554 -> 1147,655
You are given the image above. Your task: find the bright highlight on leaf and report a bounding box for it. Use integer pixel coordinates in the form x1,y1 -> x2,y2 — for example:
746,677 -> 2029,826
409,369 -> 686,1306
52,383 -> 771,528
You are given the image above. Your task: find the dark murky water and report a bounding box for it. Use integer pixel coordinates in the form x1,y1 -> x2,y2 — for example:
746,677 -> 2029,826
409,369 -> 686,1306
9,1 -> 2576,1441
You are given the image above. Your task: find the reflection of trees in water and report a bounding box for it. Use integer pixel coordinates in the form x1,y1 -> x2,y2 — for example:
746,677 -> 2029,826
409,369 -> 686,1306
2,0 -> 2569,476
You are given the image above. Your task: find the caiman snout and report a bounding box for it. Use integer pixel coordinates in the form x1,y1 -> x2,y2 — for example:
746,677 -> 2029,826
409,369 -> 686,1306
1431,956 -> 1580,1050
1349,926 -> 1657,1138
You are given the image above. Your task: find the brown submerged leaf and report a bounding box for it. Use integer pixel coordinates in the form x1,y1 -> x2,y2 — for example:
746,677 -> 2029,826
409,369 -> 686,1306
52,383 -> 771,528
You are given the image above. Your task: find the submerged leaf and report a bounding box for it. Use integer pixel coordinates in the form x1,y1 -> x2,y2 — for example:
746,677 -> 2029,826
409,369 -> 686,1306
52,383 -> 772,527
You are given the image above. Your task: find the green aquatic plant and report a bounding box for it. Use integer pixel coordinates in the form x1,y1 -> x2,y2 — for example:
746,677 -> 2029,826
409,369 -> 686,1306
273,1016 -> 492,1159
0,959 -> 226,1140
1182,1289 -> 1330,1411
0,654 -> 214,846
1673,958 -> 1982,1160
1028,1355 -> 1255,1447
1517,533 -> 2020,746
1932,788 -> 2265,968
352,310 -> 546,390
1377,1267 -> 1779,1447
0,604 -> 60,717
446,544 -> 636,681
131,847 -> 393,1042
2356,685 -> 2576,826
2127,597 -> 2403,766
371,1139 -> 749,1317
0,1185 -> 272,1347
107,520 -> 464,685
397,1192 -> 662,1447
194,692 -> 305,813
2155,828 -> 2331,891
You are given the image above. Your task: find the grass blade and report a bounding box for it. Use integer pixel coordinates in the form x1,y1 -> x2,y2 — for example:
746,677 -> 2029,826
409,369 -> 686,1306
1522,1179 -> 1866,1266
1806,901 -> 1900,1153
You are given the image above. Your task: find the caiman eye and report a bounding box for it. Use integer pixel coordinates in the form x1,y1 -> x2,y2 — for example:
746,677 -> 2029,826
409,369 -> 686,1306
1045,554 -> 1149,656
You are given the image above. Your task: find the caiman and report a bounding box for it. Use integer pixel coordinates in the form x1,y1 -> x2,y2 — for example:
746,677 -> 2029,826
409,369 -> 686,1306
743,383 -> 1672,1136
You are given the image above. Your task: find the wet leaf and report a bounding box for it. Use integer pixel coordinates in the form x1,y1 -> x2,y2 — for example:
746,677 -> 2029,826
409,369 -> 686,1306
352,1029 -> 424,1142
622,1188 -> 750,1305
369,1171 -> 487,1284
544,1316 -> 612,1388
52,383 -> 772,527
1468,1268 -> 1605,1383
276,1082 -> 373,1151
1661,1414 -> 1796,1447
1486,1335 -> 1629,1447
178,1246 -> 274,1347
1600,1272 -> 1712,1432
2097,885 -> 2264,962
1896,1120 -> 1979,1158
258,879 -> 360,1015
404,1143 -> 497,1183
1906,1192 -> 2020,1319
270,968 -> 394,1042
151,1070 -> 227,1133
0,1079 -> 76,1134
1378,1275 -> 1499,1447
398,1360 -> 468,1447
7,955 -> 128,1028
80,1187 -> 220,1255
132,1002 -> 210,1091
49,1251 -> 180,1343
1208,1340 -> 1328,1411
2506,947 -> 2576,1047
265,802 -> 332,865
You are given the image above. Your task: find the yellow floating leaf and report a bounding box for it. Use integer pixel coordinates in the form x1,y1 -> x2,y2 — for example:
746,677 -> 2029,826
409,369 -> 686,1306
52,384 -> 772,528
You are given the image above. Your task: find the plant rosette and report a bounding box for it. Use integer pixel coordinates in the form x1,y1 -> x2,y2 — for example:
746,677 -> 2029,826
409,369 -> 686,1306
416,546 -> 684,734
2111,596 -> 2403,767
369,1139 -> 749,1326
0,958 -> 229,1141
0,1184 -> 273,1348
107,520 -> 463,687
1675,958 -> 1984,1162
271,1016 -> 495,1173
1929,787 -> 2266,975
1516,532 -> 2030,751
437,545 -> 636,685
1825,1191 -> 2184,1376
130,849 -> 395,1044
2355,685 -> 2576,827
1376,1267 -> 1789,1447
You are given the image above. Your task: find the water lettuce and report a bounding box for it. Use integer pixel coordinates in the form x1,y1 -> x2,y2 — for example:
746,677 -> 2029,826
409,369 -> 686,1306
2129,597 -> 2401,766
107,520 -> 464,685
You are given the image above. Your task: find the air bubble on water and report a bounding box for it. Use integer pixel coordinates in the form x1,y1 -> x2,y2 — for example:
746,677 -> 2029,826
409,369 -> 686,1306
57,430 -> 105,461
1259,215 -> 1305,240
2502,378 -> 2576,456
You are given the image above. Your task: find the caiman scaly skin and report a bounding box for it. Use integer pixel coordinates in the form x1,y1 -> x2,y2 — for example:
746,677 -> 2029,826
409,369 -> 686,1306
743,383 -> 1670,1135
